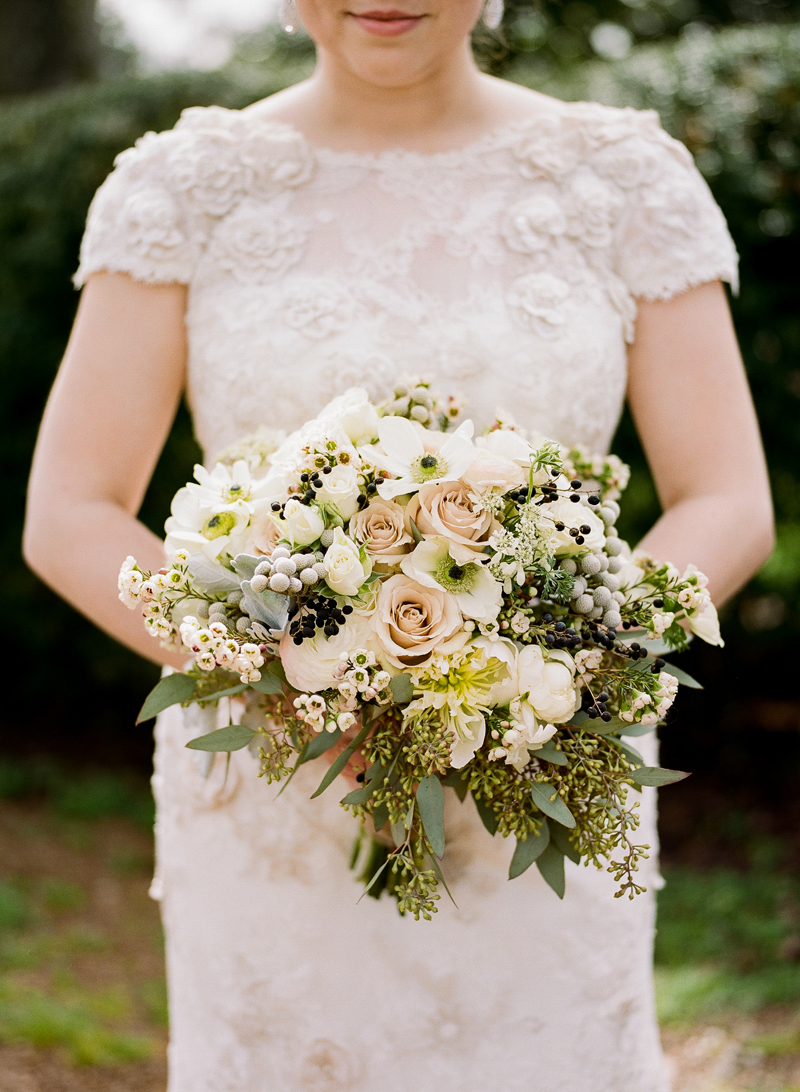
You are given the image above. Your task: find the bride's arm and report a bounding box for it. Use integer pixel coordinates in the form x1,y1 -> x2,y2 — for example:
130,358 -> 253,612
24,272 -> 188,668
628,280 -> 773,606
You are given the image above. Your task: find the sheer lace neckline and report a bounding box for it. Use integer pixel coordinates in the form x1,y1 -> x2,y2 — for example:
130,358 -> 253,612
241,108 -> 560,169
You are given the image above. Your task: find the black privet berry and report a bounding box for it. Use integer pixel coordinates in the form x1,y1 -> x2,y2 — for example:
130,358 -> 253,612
555,621 -> 566,632
588,495 -> 600,505
545,632 -> 556,644
598,692 -> 609,702
366,482 -> 377,494
601,711 -> 612,722
570,494 -> 580,503
655,657 -> 666,668
555,521 -> 565,531
293,636 -> 303,645
322,465 -> 332,474
570,480 -> 582,489
575,535 -> 585,545
300,473 -> 309,482
580,525 -> 591,534
342,605 -> 354,615
653,598 -> 664,608
542,613 -> 554,622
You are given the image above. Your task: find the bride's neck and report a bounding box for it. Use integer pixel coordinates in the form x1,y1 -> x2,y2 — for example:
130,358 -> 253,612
287,44 -> 494,154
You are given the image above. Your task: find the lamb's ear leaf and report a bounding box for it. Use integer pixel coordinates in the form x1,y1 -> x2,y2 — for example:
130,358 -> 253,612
185,724 -> 256,752
536,843 -> 566,899
137,673 -> 197,724
416,775 -> 446,858
231,554 -> 260,581
509,822 -> 550,879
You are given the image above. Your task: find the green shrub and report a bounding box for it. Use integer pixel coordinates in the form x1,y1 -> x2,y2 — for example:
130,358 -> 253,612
1,29 -> 797,842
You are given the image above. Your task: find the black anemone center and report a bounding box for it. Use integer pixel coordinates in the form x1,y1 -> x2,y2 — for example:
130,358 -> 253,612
449,564 -> 465,581
420,455 -> 437,469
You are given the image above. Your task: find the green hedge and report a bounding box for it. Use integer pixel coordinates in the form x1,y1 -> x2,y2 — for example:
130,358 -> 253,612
2,30 -> 798,855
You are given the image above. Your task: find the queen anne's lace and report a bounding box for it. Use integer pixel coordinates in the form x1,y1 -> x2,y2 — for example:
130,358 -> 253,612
77,97 -> 737,1091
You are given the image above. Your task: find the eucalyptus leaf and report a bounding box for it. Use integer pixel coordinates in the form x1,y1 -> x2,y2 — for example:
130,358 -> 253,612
389,673 -> 415,704
197,683 -> 247,703
568,711 -> 588,727
249,670 -> 283,696
613,738 -> 645,765
391,820 -> 407,848
310,722 -> 371,799
660,662 -> 703,690
508,822 -> 550,879
548,817 -> 581,864
441,768 -> 469,802
267,661 -> 287,685
408,518 -> 423,544
416,775 -> 446,858
619,721 -> 658,738
341,761 -> 387,806
302,728 -> 342,764
531,781 -> 576,829
585,715 -> 629,736
536,842 -> 566,898
372,802 -> 389,832
357,857 -> 392,902
185,723 -> 256,752
535,740 -> 568,766
473,794 -> 499,836
137,673 -> 197,724
429,853 -> 458,909
628,766 -> 690,787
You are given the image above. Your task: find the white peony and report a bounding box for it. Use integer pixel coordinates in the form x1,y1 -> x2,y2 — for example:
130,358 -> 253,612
280,498 -> 325,548
401,538 -> 502,623
314,463 -> 361,520
516,645 -> 580,724
323,527 -> 371,596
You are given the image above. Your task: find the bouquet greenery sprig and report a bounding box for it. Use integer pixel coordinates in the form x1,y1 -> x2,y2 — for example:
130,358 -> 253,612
121,381 -> 722,919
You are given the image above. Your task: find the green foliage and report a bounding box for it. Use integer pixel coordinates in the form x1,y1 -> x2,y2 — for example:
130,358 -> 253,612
656,866 -> 800,1020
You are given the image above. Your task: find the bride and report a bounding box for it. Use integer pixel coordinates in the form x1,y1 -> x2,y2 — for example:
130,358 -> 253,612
24,2 -> 772,1089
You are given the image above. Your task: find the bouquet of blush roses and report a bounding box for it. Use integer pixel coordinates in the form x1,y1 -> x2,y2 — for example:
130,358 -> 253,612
121,380 -> 721,919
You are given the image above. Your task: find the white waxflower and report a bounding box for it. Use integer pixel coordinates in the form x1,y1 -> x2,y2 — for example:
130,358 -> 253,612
372,416 -> 476,500
650,612 -> 675,638
118,557 -> 144,608
510,611 -> 531,635
400,537 -> 501,623
196,651 -> 217,671
337,711 -> 357,731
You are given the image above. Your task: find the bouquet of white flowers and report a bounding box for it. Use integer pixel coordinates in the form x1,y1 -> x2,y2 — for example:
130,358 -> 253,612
121,381 -> 722,919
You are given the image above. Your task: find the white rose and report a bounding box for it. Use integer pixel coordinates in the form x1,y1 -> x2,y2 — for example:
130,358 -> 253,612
279,612 -> 377,692
314,464 -> 361,520
323,527 -> 371,596
280,497 -> 325,547
516,645 -> 580,724
542,497 -> 606,555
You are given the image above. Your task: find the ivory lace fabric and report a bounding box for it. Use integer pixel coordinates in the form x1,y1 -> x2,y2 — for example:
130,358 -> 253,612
77,96 -> 737,1092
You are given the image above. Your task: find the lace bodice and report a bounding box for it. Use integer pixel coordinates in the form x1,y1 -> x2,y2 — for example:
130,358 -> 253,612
76,96 -> 737,1092
76,98 -> 737,461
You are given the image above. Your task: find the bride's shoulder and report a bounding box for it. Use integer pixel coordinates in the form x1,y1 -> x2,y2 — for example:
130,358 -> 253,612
104,103 -> 314,215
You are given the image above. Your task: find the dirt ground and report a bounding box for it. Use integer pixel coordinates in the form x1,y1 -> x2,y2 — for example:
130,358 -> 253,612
1,797 -> 799,1092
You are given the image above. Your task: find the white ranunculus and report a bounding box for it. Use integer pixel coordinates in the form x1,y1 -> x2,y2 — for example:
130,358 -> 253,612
401,538 -> 502,623
516,645 -> 580,724
541,497 -> 606,556
279,612 -> 377,693
475,428 -> 536,467
280,498 -> 325,548
323,527 -> 371,596
314,464 -> 361,520
336,388 -> 381,446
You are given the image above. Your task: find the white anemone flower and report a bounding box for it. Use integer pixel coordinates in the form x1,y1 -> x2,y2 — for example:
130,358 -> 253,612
373,417 -> 476,499
401,537 -> 502,622
164,459 -> 284,563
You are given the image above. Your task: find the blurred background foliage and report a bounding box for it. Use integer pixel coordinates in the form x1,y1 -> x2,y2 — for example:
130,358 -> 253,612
0,3 -> 798,869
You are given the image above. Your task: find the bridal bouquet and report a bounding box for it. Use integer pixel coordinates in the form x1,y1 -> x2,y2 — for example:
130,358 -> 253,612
120,382 -> 722,919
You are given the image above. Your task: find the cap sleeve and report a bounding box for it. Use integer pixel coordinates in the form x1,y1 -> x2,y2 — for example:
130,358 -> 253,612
74,126 -> 200,287
611,113 -> 739,301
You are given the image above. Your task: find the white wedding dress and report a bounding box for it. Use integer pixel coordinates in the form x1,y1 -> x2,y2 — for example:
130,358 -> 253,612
76,96 -> 737,1092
